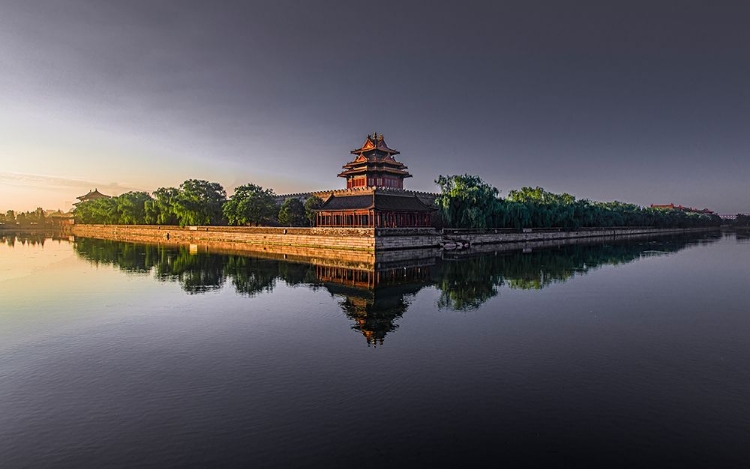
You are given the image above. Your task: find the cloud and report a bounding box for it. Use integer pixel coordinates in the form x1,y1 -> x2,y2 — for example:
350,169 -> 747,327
0,172 -> 141,195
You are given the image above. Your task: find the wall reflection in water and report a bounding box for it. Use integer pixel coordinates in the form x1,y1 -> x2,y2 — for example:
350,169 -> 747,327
56,233 -> 721,345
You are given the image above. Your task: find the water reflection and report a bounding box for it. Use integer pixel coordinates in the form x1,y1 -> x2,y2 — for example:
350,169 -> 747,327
1,231 -> 59,247
320,265 -> 431,345
60,233 -> 722,345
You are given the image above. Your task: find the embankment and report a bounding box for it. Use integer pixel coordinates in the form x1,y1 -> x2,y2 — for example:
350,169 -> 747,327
66,224 -> 377,269
435,226 -> 718,248
66,224 -> 718,255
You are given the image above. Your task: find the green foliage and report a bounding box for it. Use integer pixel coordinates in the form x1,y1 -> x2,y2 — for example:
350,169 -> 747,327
74,197 -> 118,224
147,187 -> 180,225
171,179 -> 226,226
74,193 -> 152,225
278,198 -> 307,226
223,183 -> 278,226
435,175 -> 723,230
16,208 -> 45,225
5,210 -> 15,223
73,180 -> 227,226
304,196 -> 324,226
116,192 -> 152,225
735,214 -> 750,227
1,208 -> 51,226
435,174 -> 501,229
62,173 -> 726,231
506,186 -> 577,228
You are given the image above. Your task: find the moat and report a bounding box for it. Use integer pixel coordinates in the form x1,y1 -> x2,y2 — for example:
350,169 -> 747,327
1,231 -> 749,467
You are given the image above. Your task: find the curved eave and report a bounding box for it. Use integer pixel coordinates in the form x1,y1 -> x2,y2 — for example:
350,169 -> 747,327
337,169 -> 413,178
341,161 -> 409,170
350,149 -> 401,156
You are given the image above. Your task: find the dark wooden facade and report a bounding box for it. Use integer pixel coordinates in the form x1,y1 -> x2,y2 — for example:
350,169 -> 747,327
314,134 -> 435,228
315,192 -> 434,228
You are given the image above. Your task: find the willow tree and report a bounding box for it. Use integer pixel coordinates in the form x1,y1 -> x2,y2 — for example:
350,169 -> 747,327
435,174 -> 501,229
147,187 -> 181,225
74,197 -> 118,224
172,179 -> 227,226
223,183 -> 277,226
115,191 -> 152,225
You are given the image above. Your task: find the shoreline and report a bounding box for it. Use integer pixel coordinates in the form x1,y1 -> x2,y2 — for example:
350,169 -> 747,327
2,225 -> 724,271
56,224 -> 719,254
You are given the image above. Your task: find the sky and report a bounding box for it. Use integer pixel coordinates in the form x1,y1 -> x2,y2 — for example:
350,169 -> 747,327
0,0 -> 748,213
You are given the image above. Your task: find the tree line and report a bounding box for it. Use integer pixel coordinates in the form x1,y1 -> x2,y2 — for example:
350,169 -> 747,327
24,174 -> 734,229
0,208 -> 52,226
435,174 -> 724,229
735,214 -> 750,227
72,179 -> 323,227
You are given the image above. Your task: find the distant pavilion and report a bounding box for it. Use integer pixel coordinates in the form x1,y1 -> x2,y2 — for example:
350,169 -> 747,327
650,203 -> 714,214
75,189 -> 111,206
312,133 -> 436,228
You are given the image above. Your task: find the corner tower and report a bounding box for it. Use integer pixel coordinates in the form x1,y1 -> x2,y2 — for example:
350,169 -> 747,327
338,133 -> 412,189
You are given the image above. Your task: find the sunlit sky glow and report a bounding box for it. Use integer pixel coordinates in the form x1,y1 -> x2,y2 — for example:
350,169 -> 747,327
0,0 -> 748,213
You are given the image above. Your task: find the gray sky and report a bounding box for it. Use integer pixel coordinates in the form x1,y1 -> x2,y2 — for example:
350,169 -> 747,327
1,0 -> 748,213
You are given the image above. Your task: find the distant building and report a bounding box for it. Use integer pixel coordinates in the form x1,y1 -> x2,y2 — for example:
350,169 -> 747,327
48,211 -> 75,226
650,204 -> 714,214
279,134 -> 436,228
75,188 -> 111,206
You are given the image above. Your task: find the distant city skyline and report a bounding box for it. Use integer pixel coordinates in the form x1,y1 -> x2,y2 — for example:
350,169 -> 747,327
1,0 -> 748,213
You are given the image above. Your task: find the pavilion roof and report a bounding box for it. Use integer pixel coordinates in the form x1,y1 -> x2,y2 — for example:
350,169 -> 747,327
337,166 -> 412,178
76,188 -> 111,201
342,158 -> 408,169
318,194 -> 373,211
351,133 -> 400,155
317,192 -> 435,212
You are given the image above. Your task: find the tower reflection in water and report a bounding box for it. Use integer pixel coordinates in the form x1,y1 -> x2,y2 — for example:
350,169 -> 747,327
65,233 -> 721,346
317,263 -> 433,346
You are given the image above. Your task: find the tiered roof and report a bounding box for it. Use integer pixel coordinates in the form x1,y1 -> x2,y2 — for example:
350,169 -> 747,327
338,133 -> 412,180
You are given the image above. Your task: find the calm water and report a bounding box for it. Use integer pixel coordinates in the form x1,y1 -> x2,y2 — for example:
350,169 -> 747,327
1,231 -> 749,468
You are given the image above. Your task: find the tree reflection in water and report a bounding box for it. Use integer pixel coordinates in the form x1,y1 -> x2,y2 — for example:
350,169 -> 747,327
436,232 -> 721,309
1,232 -> 55,247
735,229 -> 750,242
69,233 -> 721,344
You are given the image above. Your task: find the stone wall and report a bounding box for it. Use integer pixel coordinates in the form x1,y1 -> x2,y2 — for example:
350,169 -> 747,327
443,229 -> 713,257
69,225 -> 375,251
67,224 -> 717,255
374,226 -> 715,250
376,232 -> 442,250
447,227 -> 715,246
